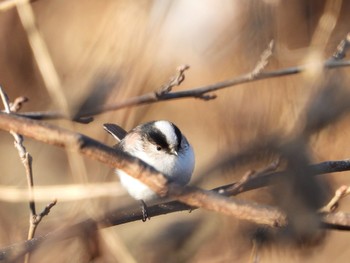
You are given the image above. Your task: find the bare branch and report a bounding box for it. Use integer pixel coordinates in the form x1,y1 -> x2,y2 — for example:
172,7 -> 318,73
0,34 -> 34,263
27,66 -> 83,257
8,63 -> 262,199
0,87 -> 58,263
27,199 -> 57,243
321,212 -> 350,230
320,185 -> 350,213
1,87 -> 37,263
0,89 -> 36,215
2,111 -> 350,229
250,40 -> 274,78
213,160 -> 350,197
10,96 -> 28,112
1,157 -> 350,261
1,196 -> 350,262
156,64 -> 190,96
35,200 -> 57,224
0,111 -> 286,227
0,92 -> 11,113
218,159 -> 280,196
14,58 -> 350,121
332,32 -> 350,60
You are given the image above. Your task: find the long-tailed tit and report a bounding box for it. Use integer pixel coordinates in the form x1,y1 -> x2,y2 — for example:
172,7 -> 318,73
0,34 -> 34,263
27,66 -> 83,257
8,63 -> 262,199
104,120 -> 195,207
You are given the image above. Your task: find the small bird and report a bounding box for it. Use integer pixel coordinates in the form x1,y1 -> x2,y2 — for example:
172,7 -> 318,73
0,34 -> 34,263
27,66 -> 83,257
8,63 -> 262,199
103,120 -> 195,218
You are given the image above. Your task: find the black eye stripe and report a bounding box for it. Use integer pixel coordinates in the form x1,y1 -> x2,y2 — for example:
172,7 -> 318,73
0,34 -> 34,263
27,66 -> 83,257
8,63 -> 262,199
147,130 -> 169,149
171,123 -> 182,148
139,122 -> 170,150
139,121 -> 182,151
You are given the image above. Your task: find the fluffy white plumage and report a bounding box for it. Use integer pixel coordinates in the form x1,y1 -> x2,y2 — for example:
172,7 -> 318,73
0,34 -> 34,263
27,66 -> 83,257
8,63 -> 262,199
104,120 -> 195,200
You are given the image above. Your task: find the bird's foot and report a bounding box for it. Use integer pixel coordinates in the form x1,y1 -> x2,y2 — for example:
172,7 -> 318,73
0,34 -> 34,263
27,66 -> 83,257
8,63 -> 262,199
140,200 -> 150,222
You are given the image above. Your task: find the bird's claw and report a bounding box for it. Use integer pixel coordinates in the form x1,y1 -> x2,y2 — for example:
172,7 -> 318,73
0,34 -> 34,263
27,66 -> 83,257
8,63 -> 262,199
140,200 -> 150,222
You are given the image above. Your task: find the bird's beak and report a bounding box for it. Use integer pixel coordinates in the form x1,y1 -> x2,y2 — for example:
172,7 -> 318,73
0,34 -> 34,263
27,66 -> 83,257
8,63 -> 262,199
170,148 -> 178,156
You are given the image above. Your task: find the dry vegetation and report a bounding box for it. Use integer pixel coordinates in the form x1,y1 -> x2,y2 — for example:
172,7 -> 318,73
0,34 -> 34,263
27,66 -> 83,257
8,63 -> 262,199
0,0 -> 350,262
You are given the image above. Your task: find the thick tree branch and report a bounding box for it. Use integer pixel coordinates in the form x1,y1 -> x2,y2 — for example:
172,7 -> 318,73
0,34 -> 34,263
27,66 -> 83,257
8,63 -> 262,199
0,111 -> 288,228
1,196 -> 350,262
2,111 -> 350,226
0,122 -> 349,261
1,110 -> 350,225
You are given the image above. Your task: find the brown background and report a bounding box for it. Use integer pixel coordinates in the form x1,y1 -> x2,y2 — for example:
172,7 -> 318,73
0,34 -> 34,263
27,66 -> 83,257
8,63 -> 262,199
0,0 -> 350,262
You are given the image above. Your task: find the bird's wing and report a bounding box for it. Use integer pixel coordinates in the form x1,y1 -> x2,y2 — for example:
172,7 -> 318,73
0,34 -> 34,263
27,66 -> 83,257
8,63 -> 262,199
103,123 -> 128,142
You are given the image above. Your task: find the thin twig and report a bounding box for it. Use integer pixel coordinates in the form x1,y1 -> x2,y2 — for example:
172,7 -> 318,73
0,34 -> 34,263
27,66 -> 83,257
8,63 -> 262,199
156,64 -> 190,96
211,160 -> 350,198
0,87 -> 57,263
218,159 -> 280,196
0,89 -> 36,217
0,87 -> 11,112
1,88 -> 35,217
332,32 -> 350,60
13,33 -> 348,120
10,96 -> 28,112
0,87 -> 35,263
319,185 -> 350,213
250,40 -> 274,79
15,58 -> 350,121
29,199 -> 57,236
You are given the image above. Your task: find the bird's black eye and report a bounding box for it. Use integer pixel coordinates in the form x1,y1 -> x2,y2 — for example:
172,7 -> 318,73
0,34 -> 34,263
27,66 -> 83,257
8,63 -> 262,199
156,145 -> 162,151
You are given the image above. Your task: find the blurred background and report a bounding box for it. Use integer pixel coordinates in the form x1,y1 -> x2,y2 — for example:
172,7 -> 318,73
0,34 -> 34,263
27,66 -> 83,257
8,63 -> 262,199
0,0 -> 350,262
